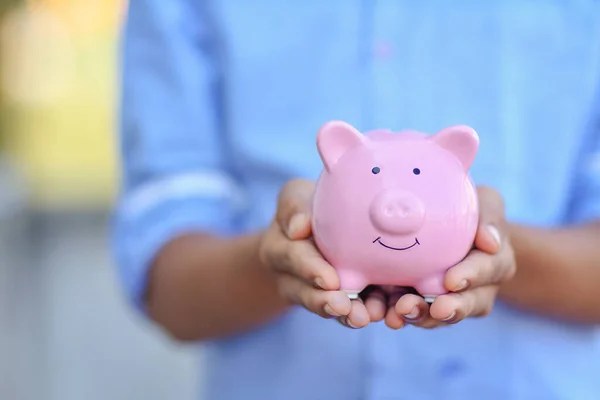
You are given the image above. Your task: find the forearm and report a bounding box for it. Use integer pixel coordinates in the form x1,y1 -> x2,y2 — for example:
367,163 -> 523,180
499,222 -> 600,323
146,232 -> 290,342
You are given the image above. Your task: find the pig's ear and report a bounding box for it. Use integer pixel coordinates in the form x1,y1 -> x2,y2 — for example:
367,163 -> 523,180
429,125 -> 479,170
317,120 -> 366,171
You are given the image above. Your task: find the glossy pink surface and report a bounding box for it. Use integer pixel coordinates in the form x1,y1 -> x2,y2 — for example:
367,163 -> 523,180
312,121 -> 479,298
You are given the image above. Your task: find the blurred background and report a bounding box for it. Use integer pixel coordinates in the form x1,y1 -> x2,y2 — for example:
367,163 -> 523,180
0,1 -> 200,399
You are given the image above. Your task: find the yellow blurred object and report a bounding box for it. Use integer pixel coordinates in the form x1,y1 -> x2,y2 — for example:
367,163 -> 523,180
0,0 -> 124,210
31,0 -> 123,36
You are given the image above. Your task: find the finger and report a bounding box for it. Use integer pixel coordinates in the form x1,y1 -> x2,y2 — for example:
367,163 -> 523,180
286,213 -> 312,240
366,287 -> 406,329
362,287 -> 387,322
429,285 -> 498,324
384,307 -> 405,330
394,294 -> 443,329
337,299 -> 371,329
383,288 -> 405,329
474,223 -> 502,254
276,179 -> 316,240
265,230 -> 340,290
277,274 -> 351,318
394,294 -> 429,323
444,249 -> 513,292
474,186 -> 506,254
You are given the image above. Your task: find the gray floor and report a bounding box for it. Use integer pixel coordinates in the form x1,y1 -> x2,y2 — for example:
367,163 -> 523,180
1,208 -> 201,400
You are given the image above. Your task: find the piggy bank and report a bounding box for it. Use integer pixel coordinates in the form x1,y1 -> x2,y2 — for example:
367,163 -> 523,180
312,121 -> 479,302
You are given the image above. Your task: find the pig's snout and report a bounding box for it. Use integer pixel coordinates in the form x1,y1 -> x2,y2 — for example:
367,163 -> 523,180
370,189 -> 425,235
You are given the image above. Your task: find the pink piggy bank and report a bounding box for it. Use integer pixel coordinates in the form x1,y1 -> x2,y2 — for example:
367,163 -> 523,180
312,121 -> 480,302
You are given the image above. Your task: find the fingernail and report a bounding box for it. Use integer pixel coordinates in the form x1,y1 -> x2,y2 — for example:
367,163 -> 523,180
315,277 -> 326,290
339,316 -> 358,329
403,307 -> 420,320
287,213 -> 308,238
324,304 -> 340,317
487,225 -> 501,247
442,311 -> 456,322
454,279 -> 468,292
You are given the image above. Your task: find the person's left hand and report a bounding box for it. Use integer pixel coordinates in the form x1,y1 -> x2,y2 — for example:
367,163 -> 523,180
388,185 -> 517,329
284,185 -> 517,330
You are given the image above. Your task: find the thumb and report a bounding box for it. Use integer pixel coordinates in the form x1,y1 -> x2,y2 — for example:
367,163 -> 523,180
276,179 -> 315,240
474,186 -> 505,254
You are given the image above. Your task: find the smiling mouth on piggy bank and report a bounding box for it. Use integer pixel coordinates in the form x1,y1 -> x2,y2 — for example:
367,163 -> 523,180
373,237 -> 420,251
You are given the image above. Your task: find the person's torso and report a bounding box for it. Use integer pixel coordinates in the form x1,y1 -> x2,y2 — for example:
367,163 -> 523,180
194,1 -> 600,399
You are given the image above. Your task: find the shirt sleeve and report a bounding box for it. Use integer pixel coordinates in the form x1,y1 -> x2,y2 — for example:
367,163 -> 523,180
565,114 -> 600,224
112,0 -> 245,313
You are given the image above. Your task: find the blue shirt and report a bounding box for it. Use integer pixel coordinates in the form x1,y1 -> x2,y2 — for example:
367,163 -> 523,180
114,1 -> 600,399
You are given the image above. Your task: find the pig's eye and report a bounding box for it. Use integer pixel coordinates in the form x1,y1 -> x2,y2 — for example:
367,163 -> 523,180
372,167 -> 381,174
413,168 -> 421,175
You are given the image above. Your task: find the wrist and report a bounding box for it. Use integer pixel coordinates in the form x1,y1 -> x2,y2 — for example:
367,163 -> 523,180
499,222 -> 600,324
147,231 -> 290,341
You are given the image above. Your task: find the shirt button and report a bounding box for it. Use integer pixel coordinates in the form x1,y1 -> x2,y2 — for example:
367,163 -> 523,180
373,41 -> 394,58
437,358 -> 467,378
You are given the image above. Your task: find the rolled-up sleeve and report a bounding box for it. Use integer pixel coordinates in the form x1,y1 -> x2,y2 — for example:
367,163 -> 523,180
112,0 -> 244,312
566,115 -> 600,224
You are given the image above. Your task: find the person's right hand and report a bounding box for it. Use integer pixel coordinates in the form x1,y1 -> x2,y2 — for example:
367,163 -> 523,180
258,178 -> 379,328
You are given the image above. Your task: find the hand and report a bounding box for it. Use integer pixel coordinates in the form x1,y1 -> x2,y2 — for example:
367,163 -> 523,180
393,186 -> 517,328
259,178 -> 381,328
